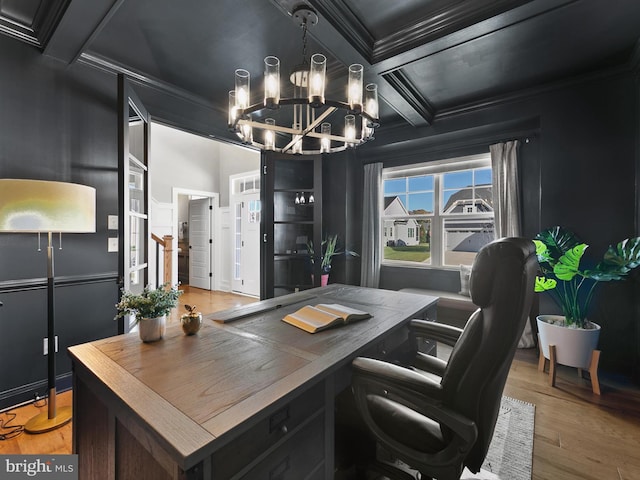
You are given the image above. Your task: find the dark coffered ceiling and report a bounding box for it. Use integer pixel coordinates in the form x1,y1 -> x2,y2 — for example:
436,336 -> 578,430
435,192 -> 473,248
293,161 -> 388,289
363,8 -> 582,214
2,0 -> 640,148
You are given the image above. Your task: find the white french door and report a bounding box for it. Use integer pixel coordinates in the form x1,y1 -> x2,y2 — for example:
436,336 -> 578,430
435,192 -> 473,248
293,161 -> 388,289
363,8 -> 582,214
118,74 -> 150,334
232,193 -> 261,296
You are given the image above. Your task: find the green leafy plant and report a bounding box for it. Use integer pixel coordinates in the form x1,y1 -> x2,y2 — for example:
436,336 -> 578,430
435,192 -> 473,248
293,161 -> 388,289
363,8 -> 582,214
307,234 -> 359,274
533,226 -> 640,328
114,283 -> 183,323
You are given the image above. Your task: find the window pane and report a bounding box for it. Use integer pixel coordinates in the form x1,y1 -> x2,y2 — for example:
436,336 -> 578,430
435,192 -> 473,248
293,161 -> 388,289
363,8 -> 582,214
475,168 -> 492,185
383,218 -> 431,265
443,171 -> 472,189
408,175 -> 433,191
443,187 -> 472,213
384,195 -> 407,212
407,192 -> 433,213
384,178 -> 405,195
443,218 -> 495,266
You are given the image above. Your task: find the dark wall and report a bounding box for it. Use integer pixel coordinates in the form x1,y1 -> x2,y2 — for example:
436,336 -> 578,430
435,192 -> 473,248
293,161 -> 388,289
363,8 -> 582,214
364,71 -> 639,379
322,150 -> 363,286
0,34 -> 120,409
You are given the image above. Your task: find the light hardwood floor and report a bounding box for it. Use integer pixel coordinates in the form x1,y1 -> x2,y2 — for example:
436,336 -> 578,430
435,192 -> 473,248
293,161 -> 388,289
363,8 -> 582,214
1,287 -> 640,480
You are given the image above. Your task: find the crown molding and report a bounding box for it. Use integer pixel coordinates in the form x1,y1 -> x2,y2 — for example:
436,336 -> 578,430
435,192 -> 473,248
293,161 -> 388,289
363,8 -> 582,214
78,52 -> 220,112
436,61 -> 633,121
383,70 -> 435,125
0,0 -> 70,50
308,0 -> 373,62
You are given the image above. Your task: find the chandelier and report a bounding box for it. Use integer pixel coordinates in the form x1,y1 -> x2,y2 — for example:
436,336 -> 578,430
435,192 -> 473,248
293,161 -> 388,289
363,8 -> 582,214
228,5 -> 379,155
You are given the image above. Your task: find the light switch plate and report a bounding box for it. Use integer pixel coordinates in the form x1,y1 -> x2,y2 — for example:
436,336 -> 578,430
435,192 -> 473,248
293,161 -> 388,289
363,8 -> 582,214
108,238 -> 119,252
108,215 -> 118,230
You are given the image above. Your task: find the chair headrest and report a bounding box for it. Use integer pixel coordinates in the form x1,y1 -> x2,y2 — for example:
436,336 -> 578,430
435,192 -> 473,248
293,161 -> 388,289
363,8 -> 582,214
469,237 -> 536,308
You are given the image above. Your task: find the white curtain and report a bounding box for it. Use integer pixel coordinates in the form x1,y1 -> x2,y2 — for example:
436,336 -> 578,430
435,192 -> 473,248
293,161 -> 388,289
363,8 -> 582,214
490,140 -> 521,238
490,140 -> 533,348
360,162 -> 383,288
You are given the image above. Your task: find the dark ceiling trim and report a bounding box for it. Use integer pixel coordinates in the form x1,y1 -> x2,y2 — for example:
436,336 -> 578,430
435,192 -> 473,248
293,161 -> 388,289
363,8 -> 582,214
308,0 -> 374,62
436,61 -> 633,121
383,70 -> 435,125
78,52 -> 219,112
0,0 -> 70,50
310,0 -> 532,65
371,0 -> 532,64
32,0 -> 71,49
362,117 -> 540,165
0,16 -> 39,47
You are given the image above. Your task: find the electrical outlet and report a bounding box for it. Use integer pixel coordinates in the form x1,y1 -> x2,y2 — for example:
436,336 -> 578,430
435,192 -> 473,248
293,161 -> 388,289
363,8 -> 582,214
43,336 -> 59,355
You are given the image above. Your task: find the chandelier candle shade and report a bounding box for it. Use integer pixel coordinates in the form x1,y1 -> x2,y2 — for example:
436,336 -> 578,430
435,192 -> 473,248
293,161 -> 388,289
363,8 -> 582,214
0,179 -> 96,433
228,5 -> 379,155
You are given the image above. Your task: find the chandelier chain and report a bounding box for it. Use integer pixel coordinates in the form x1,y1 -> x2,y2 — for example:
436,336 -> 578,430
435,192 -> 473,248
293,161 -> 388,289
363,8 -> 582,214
301,20 -> 308,64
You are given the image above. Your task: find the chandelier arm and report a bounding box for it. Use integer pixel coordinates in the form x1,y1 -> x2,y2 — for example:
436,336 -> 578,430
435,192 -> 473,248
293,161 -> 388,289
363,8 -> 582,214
237,118 -> 364,143
248,139 -> 351,155
281,107 -> 336,153
236,99 -> 378,125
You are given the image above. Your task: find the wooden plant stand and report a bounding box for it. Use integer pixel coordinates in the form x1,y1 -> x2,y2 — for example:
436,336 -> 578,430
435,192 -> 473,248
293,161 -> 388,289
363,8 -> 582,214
537,337 -> 601,395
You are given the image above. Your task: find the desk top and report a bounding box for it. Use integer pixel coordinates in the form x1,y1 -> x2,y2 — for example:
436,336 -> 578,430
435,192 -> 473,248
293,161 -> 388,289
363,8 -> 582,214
68,284 -> 437,470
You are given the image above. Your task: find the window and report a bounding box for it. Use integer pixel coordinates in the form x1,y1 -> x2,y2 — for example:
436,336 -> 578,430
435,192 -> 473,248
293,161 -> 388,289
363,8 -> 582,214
382,153 -> 494,267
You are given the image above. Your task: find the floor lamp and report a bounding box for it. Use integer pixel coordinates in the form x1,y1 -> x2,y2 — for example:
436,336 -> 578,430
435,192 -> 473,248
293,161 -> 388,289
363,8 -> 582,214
0,179 -> 96,433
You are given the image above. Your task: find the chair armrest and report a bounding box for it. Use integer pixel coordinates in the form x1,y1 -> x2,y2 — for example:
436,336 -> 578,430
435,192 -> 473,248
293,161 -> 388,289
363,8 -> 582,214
352,356 -> 443,400
410,319 -> 463,346
413,352 -> 447,376
351,357 -> 478,465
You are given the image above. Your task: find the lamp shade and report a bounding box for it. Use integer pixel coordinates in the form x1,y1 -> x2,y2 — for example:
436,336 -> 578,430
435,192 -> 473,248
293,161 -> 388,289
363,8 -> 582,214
0,179 -> 96,233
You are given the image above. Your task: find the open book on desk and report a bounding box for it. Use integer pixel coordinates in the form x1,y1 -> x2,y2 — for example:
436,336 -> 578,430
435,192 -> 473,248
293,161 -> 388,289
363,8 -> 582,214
282,304 -> 371,333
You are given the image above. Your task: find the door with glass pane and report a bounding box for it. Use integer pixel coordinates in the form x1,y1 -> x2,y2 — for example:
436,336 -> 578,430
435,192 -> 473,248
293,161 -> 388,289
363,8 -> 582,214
118,74 -> 150,334
231,172 -> 261,296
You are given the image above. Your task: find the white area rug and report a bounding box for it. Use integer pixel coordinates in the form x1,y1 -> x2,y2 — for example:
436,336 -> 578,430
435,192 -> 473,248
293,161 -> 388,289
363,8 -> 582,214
461,396 -> 535,480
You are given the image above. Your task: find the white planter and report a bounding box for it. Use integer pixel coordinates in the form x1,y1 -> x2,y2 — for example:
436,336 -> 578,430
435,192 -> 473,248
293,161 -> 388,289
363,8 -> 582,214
537,315 -> 601,369
138,315 -> 166,342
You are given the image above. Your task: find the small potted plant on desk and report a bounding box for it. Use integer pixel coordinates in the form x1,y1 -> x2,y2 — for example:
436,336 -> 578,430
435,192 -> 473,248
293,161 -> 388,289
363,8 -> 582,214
307,234 -> 359,286
533,226 -> 640,392
114,283 -> 183,342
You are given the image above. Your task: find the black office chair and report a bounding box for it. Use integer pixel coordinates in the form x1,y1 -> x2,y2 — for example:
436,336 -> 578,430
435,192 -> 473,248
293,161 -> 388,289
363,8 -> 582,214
349,237 -> 537,480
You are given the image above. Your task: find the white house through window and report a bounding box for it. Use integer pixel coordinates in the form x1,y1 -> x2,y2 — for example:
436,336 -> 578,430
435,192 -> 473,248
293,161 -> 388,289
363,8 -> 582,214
382,153 -> 494,267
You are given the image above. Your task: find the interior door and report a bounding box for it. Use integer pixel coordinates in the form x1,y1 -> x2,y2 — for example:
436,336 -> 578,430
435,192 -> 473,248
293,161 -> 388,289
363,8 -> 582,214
118,74 -> 150,334
238,193 -> 261,296
189,197 -> 212,290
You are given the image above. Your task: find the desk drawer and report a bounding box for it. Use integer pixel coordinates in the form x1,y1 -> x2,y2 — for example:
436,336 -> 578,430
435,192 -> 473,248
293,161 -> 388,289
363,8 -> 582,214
241,414 -> 325,480
372,326 -> 410,360
212,381 -> 324,479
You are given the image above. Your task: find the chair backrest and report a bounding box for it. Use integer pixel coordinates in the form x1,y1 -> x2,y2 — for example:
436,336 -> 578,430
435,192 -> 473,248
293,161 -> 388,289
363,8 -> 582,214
439,237 -> 537,471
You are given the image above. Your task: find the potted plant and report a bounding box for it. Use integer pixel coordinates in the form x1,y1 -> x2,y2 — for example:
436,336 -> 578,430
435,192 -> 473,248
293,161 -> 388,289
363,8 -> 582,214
114,283 -> 183,342
180,304 -> 202,336
307,234 -> 359,286
533,226 -> 640,368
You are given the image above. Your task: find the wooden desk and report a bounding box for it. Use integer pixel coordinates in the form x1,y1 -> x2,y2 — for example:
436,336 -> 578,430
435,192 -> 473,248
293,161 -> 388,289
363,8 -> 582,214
69,284 -> 437,480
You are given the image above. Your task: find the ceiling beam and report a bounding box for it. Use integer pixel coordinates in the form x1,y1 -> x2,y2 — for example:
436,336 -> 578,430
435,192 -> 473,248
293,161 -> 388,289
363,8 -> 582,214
305,0 -> 431,127
43,0 -> 124,64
